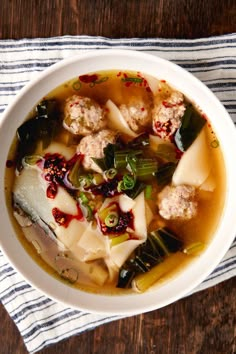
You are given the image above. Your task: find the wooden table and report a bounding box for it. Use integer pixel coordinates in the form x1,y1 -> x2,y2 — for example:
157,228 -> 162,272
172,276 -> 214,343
1,1 -> 236,353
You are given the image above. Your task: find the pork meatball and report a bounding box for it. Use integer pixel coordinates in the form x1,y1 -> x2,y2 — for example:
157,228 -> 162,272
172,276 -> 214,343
63,95 -> 106,136
119,97 -> 151,133
77,129 -> 117,173
157,184 -> 197,220
152,91 -> 186,141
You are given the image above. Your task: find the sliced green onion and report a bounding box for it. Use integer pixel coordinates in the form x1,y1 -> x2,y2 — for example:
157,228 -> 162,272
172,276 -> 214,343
136,159 -> 158,177
145,185 -> 152,199
78,174 -> 93,188
104,168 -> 117,180
79,192 -> 89,204
183,242 -> 205,255
117,174 -> 136,192
126,154 -> 137,174
114,150 -> 142,170
68,158 -> 82,188
123,174 -> 136,189
121,77 -> 143,83
83,204 -> 94,221
114,150 -> 129,169
23,155 -> 42,166
110,233 -> 129,247
210,139 -> 219,148
105,211 -> 119,227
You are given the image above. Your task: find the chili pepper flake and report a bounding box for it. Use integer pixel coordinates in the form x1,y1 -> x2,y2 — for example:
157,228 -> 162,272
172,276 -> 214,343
79,74 -> 99,83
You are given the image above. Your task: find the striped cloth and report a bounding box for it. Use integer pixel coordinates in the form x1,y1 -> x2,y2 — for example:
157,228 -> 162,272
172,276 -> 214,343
0,34 -> 236,353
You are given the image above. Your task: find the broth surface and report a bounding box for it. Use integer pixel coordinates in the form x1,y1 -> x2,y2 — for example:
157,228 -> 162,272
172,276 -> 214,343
5,70 -> 226,294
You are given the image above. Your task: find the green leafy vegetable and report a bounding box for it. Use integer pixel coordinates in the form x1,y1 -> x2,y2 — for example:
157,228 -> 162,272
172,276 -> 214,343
155,162 -> 177,187
174,105 -> 206,152
124,180 -> 146,199
16,100 -> 59,170
117,227 -> 183,288
145,185 -> 152,199
68,156 -> 83,188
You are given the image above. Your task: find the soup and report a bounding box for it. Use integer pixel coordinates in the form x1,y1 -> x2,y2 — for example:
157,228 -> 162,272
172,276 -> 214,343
5,70 -> 226,294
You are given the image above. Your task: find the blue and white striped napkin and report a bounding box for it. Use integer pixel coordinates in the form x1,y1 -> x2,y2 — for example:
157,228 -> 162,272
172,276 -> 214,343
0,34 -> 236,353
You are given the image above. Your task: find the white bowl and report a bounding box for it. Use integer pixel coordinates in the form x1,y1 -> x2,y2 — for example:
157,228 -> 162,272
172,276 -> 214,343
1,50 -> 236,315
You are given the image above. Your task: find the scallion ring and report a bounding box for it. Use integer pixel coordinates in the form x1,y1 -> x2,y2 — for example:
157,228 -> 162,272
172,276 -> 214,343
104,168 -> 117,180
105,211 -> 119,227
123,174 -> 136,189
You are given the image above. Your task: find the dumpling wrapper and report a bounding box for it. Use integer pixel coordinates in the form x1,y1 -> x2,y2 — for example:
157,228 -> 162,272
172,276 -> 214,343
172,128 -> 211,187
43,142 -> 76,160
199,172 -> 216,192
105,99 -> 138,138
72,224 -> 110,262
13,168 -> 107,286
141,73 -> 160,96
104,191 -> 148,281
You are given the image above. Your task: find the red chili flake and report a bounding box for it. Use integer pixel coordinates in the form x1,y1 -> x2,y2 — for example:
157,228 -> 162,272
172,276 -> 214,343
161,80 -> 166,83
162,101 -> 176,108
202,113 -> 208,121
117,71 -> 122,77
146,87 -> 151,93
154,120 -> 173,137
6,160 -> 14,168
143,79 -> 148,86
79,74 -> 98,83
141,107 -> 145,111
125,82 -> 132,87
46,182 -> 58,199
52,208 -> 72,227
175,147 -> 183,160
123,72 -> 128,78
52,204 -> 83,228
98,202 -> 134,235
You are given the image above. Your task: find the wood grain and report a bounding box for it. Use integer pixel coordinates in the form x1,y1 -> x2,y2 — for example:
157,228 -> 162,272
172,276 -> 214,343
0,0 -> 235,39
0,1 -> 236,353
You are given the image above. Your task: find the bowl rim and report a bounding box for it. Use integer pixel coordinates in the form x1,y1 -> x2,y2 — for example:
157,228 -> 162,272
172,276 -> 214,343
1,49 -> 236,315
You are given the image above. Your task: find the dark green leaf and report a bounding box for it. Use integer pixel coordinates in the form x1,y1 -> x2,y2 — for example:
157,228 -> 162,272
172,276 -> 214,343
174,105 -> 206,152
156,162 -> 177,187
124,180 -> 146,199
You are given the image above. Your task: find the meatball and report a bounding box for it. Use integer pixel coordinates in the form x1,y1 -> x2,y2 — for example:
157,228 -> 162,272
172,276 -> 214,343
119,97 -> 151,133
152,91 -> 186,141
63,95 -> 106,136
77,129 -> 117,173
157,184 -> 197,220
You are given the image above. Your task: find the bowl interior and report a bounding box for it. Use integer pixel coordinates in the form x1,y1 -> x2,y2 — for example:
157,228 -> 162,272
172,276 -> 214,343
1,50 -> 236,315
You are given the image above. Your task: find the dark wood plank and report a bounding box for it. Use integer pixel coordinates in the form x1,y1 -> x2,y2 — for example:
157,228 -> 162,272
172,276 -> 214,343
0,0 -> 235,39
0,1 -> 236,354
1,277 -> 236,354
